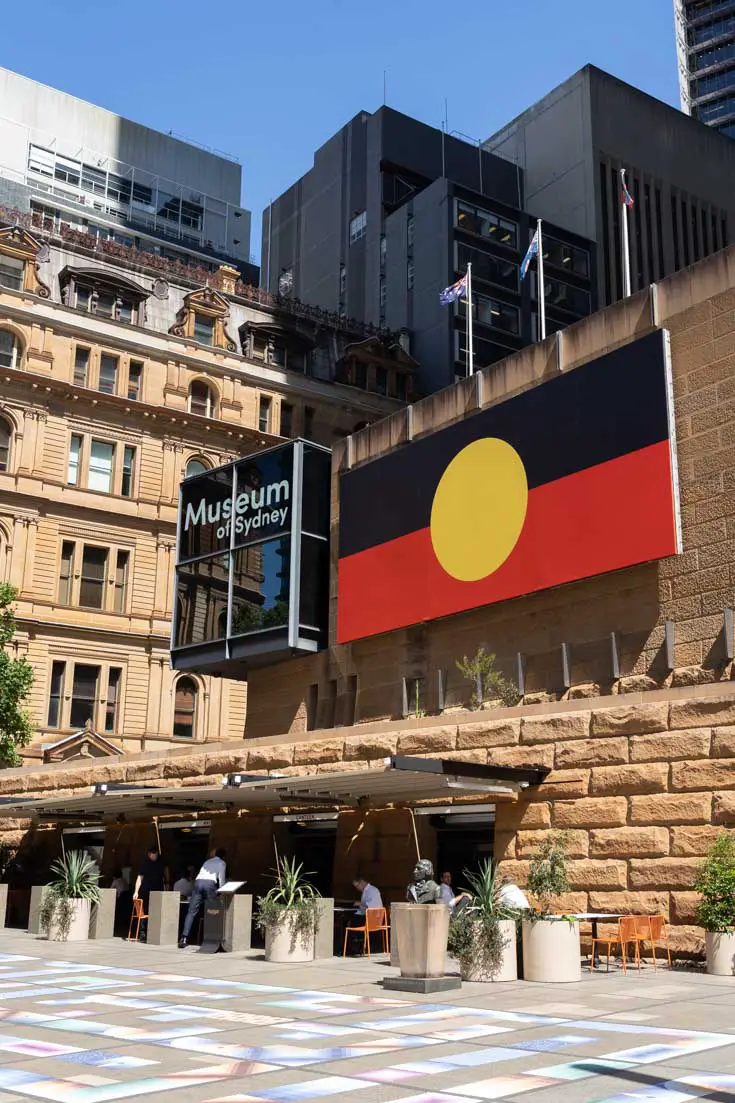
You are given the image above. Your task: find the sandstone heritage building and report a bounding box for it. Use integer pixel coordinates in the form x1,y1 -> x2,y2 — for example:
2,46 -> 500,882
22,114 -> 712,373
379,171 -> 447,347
0,206 -> 407,759
2,237 -> 735,957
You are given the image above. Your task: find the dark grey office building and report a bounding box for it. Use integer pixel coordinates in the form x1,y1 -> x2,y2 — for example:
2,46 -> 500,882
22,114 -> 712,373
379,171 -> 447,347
675,0 -> 735,136
263,107 -> 595,393
484,65 -> 735,307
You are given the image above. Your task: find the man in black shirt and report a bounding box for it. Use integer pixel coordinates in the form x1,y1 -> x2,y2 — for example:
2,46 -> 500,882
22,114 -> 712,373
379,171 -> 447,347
133,845 -> 167,941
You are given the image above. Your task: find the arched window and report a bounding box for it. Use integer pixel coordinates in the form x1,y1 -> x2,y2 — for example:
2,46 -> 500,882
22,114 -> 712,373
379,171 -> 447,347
0,330 -> 19,370
173,677 -> 198,739
217,609 -> 228,638
188,381 -> 216,418
0,416 -> 11,473
185,457 -> 209,478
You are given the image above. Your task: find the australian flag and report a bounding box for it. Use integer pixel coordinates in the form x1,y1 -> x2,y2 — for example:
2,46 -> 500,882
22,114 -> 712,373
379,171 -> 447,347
439,273 -> 468,305
520,228 -> 540,281
621,177 -> 634,209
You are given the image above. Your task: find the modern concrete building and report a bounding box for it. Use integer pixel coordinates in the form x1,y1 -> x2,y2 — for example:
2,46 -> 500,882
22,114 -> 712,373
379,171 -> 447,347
263,106 -> 594,393
674,0 -> 735,136
0,66 -> 258,283
484,65 -> 735,306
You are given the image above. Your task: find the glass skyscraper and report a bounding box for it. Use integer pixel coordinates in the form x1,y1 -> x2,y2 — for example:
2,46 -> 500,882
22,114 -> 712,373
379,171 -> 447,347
675,0 -> 735,137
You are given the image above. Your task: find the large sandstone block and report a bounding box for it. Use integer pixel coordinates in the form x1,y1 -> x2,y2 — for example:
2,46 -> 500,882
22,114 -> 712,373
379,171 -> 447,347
497,801 -> 551,830
494,831 -> 517,861
495,859 -> 530,885
203,751 -> 248,776
125,760 -> 167,782
520,712 -> 590,744
670,891 -> 701,923
396,727 -> 456,755
489,744 -> 554,771
666,925 -> 704,955
456,719 -> 520,750
566,860 -> 627,890
591,702 -> 668,737
629,858 -> 701,890
553,892 -> 590,914
555,738 -> 628,769
292,740 -> 344,766
517,829 -> 588,859
670,825 -> 724,856
0,773 -> 27,795
590,827 -> 669,858
531,769 -> 589,799
671,758 -> 735,791
246,745 -> 295,770
712,727 -> 735,757
554,797 -> 627,828
343,734 -> 397,761
669,696 -> 735,730
713,790 -> 735,822
162,755 -> 207,780
629,729 -> 711,763
590,763 -> 669,796
630,793 -> 711,825
445,749 -> 487,764
588,890 -> 669,915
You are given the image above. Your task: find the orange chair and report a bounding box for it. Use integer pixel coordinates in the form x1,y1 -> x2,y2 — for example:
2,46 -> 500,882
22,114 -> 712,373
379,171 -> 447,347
590,916 -> 649,973
647,914 -> 673,969
127,897 -> 148,942
342,906 -> 390,958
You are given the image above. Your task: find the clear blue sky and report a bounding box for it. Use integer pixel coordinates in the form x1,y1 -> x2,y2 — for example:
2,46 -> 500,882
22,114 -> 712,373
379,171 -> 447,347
1,0 -> 679,263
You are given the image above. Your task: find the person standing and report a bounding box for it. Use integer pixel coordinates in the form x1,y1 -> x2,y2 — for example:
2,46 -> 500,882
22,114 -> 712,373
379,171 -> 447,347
132,845 -> 167,942
173,865 -> 196,899
178,848 -> 227,948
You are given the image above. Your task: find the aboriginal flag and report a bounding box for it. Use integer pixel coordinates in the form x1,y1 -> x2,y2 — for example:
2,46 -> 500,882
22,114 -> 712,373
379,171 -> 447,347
337,330 -> 681,644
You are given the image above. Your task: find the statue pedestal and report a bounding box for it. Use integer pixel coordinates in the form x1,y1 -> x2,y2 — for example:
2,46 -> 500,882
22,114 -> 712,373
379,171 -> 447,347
383,903 -> 460,993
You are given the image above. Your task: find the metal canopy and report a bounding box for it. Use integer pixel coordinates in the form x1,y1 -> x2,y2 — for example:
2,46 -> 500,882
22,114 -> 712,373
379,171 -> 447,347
0,756 -> 549,826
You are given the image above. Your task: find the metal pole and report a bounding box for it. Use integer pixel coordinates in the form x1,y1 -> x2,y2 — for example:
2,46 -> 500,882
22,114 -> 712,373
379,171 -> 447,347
266,200 -> 273,293
621,169 -> 632,297
537,219 -> 546,340
466,262 -> 474,376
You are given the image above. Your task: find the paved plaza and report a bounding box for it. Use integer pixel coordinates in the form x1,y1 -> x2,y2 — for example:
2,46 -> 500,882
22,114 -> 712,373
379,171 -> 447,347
0,933 -> 730,1102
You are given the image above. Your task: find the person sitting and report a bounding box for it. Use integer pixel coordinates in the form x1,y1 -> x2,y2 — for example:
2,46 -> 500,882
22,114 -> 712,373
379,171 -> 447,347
173,866 -> 196,900
111,869 -> 128,898
178,849 -> 227,948
345,875 -> 383,954
439,870 -> 471,912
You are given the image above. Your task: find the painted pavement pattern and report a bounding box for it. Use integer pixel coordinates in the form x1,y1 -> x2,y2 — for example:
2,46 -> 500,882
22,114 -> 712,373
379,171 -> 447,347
0,941 -> 730,1103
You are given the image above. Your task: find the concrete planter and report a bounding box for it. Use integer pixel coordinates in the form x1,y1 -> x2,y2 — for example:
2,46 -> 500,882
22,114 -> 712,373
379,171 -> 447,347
46,898 -> 91,943
522,918 -> 581,982
264,911 -> 315,963
392,903 -> 449,978
461,919 -> 517,982
705,931 -> 735,976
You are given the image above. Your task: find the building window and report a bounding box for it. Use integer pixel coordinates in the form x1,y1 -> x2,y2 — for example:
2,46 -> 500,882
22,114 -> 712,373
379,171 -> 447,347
185,457 -> 209,478
258,396 -> 272,433
407,262 -> 414,289
105,668 -> 122,732
355,363 -> 368,390
278,268 -> 293,296
174,677 -> 197,739
70,664 -> 99,729
99,353 -> 118,395
0,330 -> 19,369
189,381 -> 215,418
0,416 -> 11,473
0,256 -> 23,291
540,236 -> 590,279
127,361 -> 143,400
456,242 -> 518,293
79,546 -> 108,609
531,273 -> 591,316
375,366 -> 388,395
280,402 -> 293,438
463,293 -> 520,336
74,347 -> 90,387
304,406 -> 315,440
113,551 -> 129,614
58,541 -> 74,605
88,440 -> 115,493
251,334 -> 267,361
349,210 -> 367,244
395,373 -> 407,401
47,661 -> 65,727
455,200 -> 518,250
193,314 -> 214,346
67,435 -> 82,485
121,445 -> 136,498
268,341 -> 286,367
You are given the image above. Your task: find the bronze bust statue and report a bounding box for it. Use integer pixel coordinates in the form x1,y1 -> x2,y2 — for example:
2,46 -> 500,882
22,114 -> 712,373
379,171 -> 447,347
406,858 -> 442,904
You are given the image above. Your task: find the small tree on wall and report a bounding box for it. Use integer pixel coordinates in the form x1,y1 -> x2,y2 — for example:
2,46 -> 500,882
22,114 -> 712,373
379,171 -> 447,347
0,583 -> 34,767
456,647 -> 521,709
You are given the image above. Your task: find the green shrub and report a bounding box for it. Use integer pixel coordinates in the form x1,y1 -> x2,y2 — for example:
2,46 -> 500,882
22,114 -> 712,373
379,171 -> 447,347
525,832 -> 570,917
695,832 -> 735,934
447,860 -> 518,978
255,855 -> 320,950
39,850 -> 100,941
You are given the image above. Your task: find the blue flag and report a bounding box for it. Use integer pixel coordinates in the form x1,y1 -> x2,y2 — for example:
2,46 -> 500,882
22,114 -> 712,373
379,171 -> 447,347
520,228 -> 539,281
439,273 -> 468,305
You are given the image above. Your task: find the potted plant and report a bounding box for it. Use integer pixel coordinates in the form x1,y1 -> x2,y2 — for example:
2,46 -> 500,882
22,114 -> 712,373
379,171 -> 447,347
256,855 -> 320,963
447,860 -> 519,981
522,832 -> 581,983
39,850 -> 100,943
696,832 -> 735,976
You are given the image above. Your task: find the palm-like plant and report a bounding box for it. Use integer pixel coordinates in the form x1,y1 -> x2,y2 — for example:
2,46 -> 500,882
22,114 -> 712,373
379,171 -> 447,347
255,855 -> 320,948
447,859 -> 518,978
39,850 -> 101,941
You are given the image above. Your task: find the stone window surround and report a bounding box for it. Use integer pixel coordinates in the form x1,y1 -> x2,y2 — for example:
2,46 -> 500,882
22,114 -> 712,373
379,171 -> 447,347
72,342 -> 147,402
45,657 -> 126,736
57,536 -> 134,614
66,430 -> 138,499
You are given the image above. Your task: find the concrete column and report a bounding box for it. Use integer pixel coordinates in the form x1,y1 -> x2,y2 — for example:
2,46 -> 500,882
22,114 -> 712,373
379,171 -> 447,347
28,886 -> 49,935
222,894 -> 252,953
314,898 -> 334,960
147,891 -> 180,945
0,884 -> 8,929
89,889 -> 116,940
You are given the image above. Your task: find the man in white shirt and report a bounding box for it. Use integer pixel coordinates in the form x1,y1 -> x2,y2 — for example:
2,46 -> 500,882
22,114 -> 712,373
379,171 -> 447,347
173,865 -> 196,900
353,876 -> 383,916
178,849 -> 227,948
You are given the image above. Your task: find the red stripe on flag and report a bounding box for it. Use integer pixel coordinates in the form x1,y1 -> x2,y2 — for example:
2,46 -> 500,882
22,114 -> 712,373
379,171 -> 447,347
337,440 -> 678,644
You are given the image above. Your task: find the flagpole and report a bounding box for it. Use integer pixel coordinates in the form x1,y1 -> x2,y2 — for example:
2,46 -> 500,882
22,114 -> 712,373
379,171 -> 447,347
466,262 -> 474,376
537,219 -> 546,341
621,168 -> 631,298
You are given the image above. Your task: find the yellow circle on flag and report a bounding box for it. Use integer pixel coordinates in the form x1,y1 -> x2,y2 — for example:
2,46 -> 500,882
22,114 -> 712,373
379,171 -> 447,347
430,438 -> 528,582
